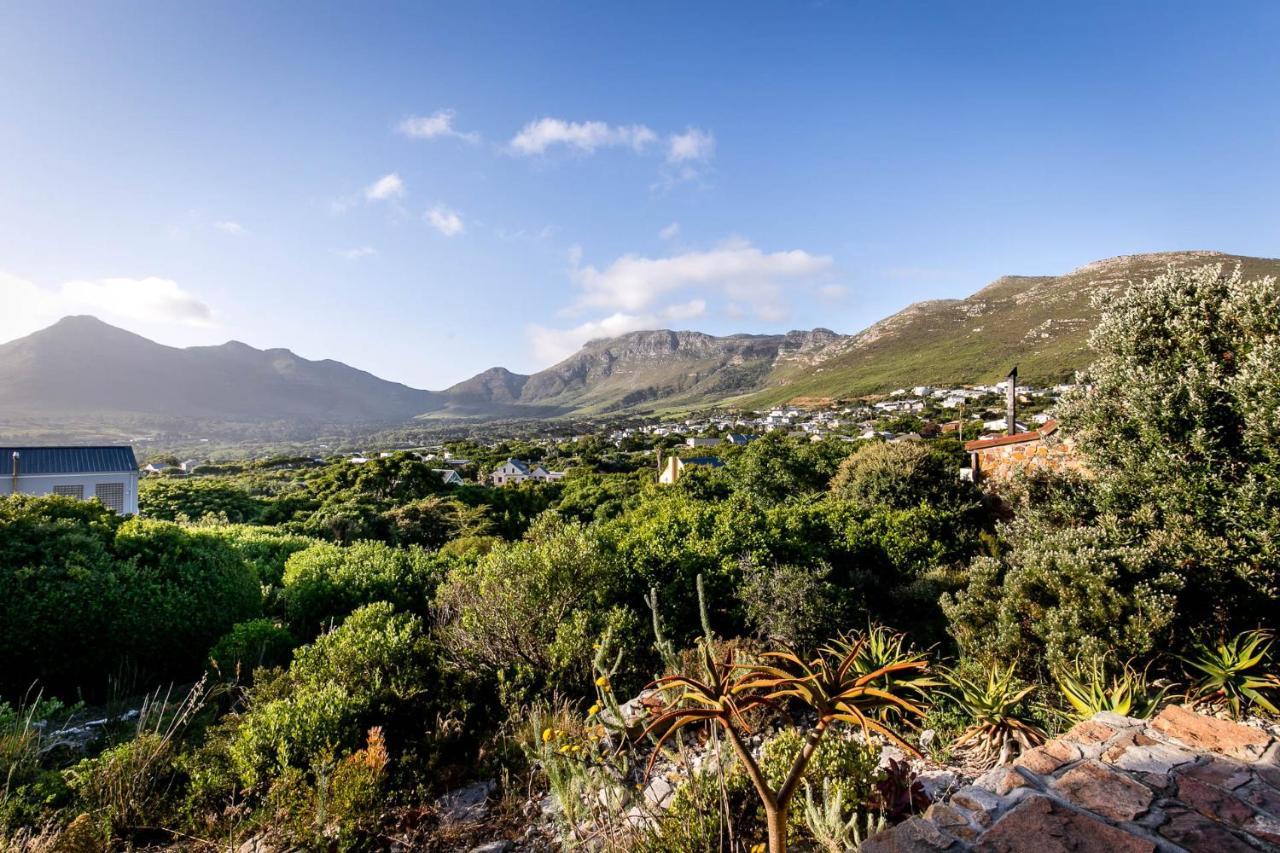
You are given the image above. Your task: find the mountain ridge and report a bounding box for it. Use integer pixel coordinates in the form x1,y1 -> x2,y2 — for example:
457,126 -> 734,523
3,251 -> 1276,435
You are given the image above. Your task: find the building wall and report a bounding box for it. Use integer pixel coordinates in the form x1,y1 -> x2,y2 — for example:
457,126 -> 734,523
3,471 -> 139,514
971,435 -> 1082,483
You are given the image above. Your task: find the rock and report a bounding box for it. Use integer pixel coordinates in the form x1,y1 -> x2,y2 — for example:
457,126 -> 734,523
925,802 -> 979,840
950,785 -> 1003,825
1243,814 -> 1280,846
974,795 -> 1156,853
1049,760 -> 1153,822
919,729 -> 937,751
1176,774 -> 1256,825
1158,805 -> 1257,852
1062,719 -> 1118,747
1240,779 -> 1280,817
1150,705 -> 1273,760
467,843 -> 514,853
642,775 -> 675,808
1093,711 -> 1142,730
975,766 -> 1036,796
1014,739 -> 1079,775
436,779 -> 496,823
861,816 -> 960,852
1104,740 -> 1196,778
1177,755 -> 1254,791
917,769 -> 961,801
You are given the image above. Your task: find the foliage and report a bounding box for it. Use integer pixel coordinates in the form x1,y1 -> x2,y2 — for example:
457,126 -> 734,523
139,477 -> 268,524
1053,655 -> 1169,721
229,603 -> 444,787
1183,629 -> 1280,719
801,777 -> 885,853
436,516 -> 631,700
209,619 -> 297,684
737,561 -> 842,653
0,696 -> 76,834
0,499 -> 260,698
642,629 -> 930,853
943,663 -> 1045,766
195,523 -> 318,586
281,540 -> 445,637
949,265 -> 1280,671
829,439 -> 972,510
760,730 -> 879,842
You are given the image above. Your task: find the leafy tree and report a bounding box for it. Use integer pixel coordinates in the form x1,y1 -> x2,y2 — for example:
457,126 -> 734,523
945,264 -> 1280,669
139,478 -> 267,523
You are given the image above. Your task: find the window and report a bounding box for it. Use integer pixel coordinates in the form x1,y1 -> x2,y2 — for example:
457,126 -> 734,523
52,484 -> 85,499
95,482 -> 125,513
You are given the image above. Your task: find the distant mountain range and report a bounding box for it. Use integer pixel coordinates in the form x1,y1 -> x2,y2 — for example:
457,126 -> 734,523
2,251 -> 1275,434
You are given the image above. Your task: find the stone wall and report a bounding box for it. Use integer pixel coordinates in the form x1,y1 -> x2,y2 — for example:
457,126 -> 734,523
864,705 -> 1280,852
971,434 -> 1082,483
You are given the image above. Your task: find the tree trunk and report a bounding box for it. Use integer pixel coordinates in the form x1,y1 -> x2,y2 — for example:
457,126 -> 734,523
764,800 -> 790,853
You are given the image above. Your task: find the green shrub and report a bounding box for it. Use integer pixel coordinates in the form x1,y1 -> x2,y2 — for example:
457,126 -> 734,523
64,732 -> 183,838
113,518 -> 263,682
209,619 -> 296,683
280,541 -> 444,637
197,524 -> 318,585
760,729 -> 879,842
829,439 -> 970,510
230,603 -> 438,786
139,477 -> 267,523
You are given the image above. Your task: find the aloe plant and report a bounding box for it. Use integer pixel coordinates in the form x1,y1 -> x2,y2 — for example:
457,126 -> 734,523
1053,655 -> 1170,721
1183,630 -> 1280,719
640,629 -> 930,853
944,663 -> 1045,765
801,777 -> 886,853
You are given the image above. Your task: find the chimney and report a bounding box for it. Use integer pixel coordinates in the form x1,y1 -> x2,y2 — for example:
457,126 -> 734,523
10,451 -> 19,496
656,446 -> 663,476
1006,365 -> 1018,436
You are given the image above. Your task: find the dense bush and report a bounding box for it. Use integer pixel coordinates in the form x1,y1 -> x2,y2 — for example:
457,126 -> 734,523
435,516 -> 633,699
209,619 -> 297,683
229,603 -> 443,787
197,524 -> 318,585
829,439 -> 972,510
139,477 -> 268,523
280,540 -> 445,637
0,500 -> 260,698
945,265 -> 1280,669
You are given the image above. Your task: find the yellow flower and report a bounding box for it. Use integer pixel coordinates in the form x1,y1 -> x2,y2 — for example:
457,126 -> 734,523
541,727 -> 554,743
751,845 -> 766,853
588,703 -> 601,716
595,676 -> 611,689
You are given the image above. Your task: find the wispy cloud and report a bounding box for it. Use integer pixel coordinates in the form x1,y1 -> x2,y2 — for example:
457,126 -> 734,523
364,173 -> 406,202
333,246 -> 378,260
508,117 -> 659,156
214,220 -> 247,236
425,204 -> 465,237
527,238 -> 834,364
571,237 -> 833,314
0,271 -> 216,343
659,221 -> 681,241
396,109 -> 480,143
667,128 -> 715,163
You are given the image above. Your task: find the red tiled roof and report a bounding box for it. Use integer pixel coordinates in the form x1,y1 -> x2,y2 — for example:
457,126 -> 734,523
964,419 -> 1058,452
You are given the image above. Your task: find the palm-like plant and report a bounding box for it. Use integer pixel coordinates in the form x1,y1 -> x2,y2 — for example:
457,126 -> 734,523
1053,655 -> 1170,721
640,630 -> 930,853
1183,630 -> 1280,719
944,663 -> 1045,766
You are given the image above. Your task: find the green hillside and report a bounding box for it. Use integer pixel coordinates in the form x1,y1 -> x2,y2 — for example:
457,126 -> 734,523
740,251 -> 1280,406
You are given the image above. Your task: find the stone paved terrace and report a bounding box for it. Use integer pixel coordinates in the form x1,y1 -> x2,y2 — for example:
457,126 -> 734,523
863,705 -> 1280,852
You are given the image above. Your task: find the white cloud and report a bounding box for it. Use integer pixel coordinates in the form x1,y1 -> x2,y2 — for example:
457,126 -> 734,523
0,271 -> 216,344
664,298 -> 706,321
526,299 -> 713,364
659,221 -> 681,241
818,283 -> 848,300
364,173 -> 405,202
508,118 -> 658,156
667,128 -> 715,163
571,238 -> 833,314
214,220 -> 247,236
425,204 -> 465,237
333,246 -> 378,260
396,109 -> 480,143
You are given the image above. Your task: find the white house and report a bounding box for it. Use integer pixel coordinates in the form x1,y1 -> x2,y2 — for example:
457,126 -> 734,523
490,458 -> 565,486
432,468 -> 465,486
658,455 -> 725,484
2,446 -> 139,515
685,437 -> 721,448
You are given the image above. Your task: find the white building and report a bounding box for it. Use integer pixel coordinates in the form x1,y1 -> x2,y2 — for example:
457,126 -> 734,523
2,446 -> 139,515
490,458 -> 565,486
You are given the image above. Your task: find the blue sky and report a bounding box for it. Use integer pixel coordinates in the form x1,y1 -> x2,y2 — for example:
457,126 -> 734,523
2,2 -> 1279,389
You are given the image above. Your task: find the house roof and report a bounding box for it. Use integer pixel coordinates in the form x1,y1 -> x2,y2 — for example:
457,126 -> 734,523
681,456 -> 725,468
502,458 -> 531,474
2,446 -> 138,475
964,420 -> 1059,452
